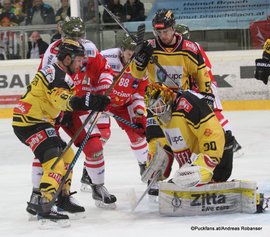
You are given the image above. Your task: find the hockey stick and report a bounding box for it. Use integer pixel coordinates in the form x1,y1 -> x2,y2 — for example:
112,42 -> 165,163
131,170 -> 161,211
105,111 -> 139,129
99,0 -> 178,89
28,24 -> 146,214
51,110 -> 95,170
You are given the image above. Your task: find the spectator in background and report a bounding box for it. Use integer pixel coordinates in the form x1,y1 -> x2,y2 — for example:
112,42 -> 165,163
55,0 -> 70,23
84,0 -> 100,24
13,0 -> 26,24
25,0 -> 55,25
102,0 -> 124,26
123,0 -> 145,22
27,31 -> 48,58
0,0 -> 19,26
51,20 -> 63,43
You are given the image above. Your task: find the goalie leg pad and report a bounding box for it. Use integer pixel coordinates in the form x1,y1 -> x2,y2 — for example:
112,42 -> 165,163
159,180 -> 257,216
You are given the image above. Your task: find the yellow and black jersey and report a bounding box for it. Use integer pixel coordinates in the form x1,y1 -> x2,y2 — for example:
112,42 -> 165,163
12,63 -> 75,127
160,90 -> 224,166
130,34 -> 211,93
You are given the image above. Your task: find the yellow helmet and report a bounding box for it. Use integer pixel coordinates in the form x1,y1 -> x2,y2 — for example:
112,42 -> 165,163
145,83 -> 175,125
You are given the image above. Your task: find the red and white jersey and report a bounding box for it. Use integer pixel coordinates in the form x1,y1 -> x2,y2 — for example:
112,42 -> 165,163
101,47 -> 148,109
38,38 -> 113,97
39,38 -> 98,69
196,43 -> 216,86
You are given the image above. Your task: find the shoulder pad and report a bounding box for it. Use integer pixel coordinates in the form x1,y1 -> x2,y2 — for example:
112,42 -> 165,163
182,40 -> 199,54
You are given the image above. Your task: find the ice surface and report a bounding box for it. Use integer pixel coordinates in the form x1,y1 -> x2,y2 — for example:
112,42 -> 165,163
1,111 -> 270,236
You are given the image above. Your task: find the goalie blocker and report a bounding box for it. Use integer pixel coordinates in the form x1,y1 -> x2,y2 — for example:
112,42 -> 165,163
159,180 -> 262,216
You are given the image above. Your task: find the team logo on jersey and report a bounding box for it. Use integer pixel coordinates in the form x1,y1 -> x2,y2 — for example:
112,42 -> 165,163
111,64 -> 121,71
176,97 -> 193,112
14,101 -> 32,114
86,49 -> 96,57
42,66 -> 55,83
182,40 -> 199,54
174,148 -> 192,167
155,66 -> 182,87
163,128 -> 187,150
204,128 -> 213,136
45,127 -> 57,137
26,130 -> 47,152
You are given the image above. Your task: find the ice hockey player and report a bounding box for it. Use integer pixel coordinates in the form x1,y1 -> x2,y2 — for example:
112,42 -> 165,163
130,9 -> 215,196
29,16 -> 117,211
80,35 -> 149,190
144,82 -> 233,188
102,35 -> 148,175
12,39 -> 110,227
255,38 -> 270,85
175,23 -> 243,157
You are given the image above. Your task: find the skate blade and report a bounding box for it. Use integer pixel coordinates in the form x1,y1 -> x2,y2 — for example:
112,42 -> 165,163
59,211 -> 86,220
95,200 -> 116,210
80,183 -> 92,193
38,218 -> 70,229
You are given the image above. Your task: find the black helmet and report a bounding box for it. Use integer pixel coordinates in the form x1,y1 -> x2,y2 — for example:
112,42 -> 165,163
57,39 -> 85,61
62,17 -> 86,39
175,24 -> 190,39
152,9 -> 175,30
121,35 -> 137,51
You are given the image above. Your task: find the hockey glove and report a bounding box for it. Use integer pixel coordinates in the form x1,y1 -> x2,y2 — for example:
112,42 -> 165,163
172,153 -> 218,188
134,41 -> 153,70
201,92 -> 215,110
70,92 -> 111,112
255,58 -> 270,85
132,115 -> 146,137
61,111 -> 73,129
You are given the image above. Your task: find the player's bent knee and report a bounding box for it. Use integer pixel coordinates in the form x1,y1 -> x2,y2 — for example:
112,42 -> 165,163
42,157 -> 65,177
84,136 -> 103,160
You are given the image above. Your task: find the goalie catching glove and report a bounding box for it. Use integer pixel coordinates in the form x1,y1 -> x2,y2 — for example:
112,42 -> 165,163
172,153 -> 218,188
70,92 -> 111,112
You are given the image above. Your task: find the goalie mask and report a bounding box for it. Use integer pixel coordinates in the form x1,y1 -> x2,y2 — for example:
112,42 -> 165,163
145,83 -> 175,125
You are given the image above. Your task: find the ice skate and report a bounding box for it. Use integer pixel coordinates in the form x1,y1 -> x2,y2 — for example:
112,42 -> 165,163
37,197 -> 70,229
26,189 -> 41,221
139,162 -> 146,176
56,191 -> 86,219
80,167 -> 92,192
233,139 -> 244,158
147,181 -> 159,202
90,183 -> 117,209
